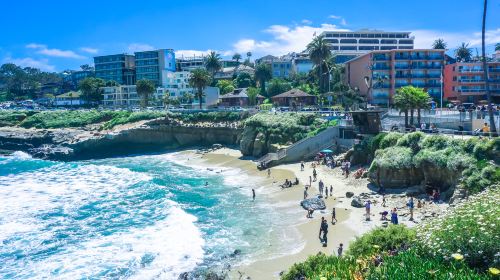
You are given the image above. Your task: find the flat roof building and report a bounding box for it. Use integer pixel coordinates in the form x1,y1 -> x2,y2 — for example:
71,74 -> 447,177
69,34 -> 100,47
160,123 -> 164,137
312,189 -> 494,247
135,49 -> 176,86
321,30 -> 415,64
344,49 -> 445,106
94,54 -> 135,85
444,62 -> 500,103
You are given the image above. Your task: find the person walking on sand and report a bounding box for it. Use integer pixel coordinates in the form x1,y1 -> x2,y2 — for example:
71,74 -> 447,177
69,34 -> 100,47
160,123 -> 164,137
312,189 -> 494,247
407,197 -> 414,221
382,194 -> 386,207
300,161 -> 305,171
252,189 -> 256,201
345,161 -> 351,178
337,243 -> 343,257
309,176 -> 312,187
312,168 -> 317,182
267,169 -> 271,178
391,208 -> 399,225
303,187 -> 308,200
325,185 -> 329,198
319,217 -> 328,247
365,200 -> 371,221
331,207 -> 337,225
329,185 -> 333,197
318,180 -> 324,196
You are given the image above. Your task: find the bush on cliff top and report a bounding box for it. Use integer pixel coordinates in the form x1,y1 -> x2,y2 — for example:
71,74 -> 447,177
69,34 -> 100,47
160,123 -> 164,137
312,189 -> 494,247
100,111 -> 165,130
347,225 -> 416,258
20,110 -> 116,128
370,146 -> 414,171
0,111 -> 31,127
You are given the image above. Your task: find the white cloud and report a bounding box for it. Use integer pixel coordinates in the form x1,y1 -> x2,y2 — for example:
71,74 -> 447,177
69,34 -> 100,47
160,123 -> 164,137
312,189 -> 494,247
175,49 -> 233,58
328,15 -> 341,19
302,19 -> 312,25
25,43 -> 85,59
3,56 -> 55,71
340,18 -> 347,26
127,43 -> 155,53
80,47 -> 98,54
412,28 -> 500,50
232,23 -> 349,57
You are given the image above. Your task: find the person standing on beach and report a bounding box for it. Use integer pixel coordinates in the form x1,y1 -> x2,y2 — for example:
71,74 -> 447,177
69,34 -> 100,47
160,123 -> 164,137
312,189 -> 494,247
337,243 -> 343,257
365,200 -> 371,221
267,169 -> 271,178
312,168 -> 317,182
382,194 -> 387,207
300,161 -> 305,171
407,197 -> 414,221
325,186 -> 328,198
252,189 -> 255,201
331,207 -> 337,224
329,185 -> 333,197
303,188 -> 308,200
318,180 -> 324,196
319,217 -> 328,247
391,208 -> 399,225
345,161 -> 351,178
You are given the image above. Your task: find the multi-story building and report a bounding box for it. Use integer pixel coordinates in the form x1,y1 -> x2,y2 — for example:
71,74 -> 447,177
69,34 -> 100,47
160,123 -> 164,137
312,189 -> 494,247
102,85 -> 141,107
94,54 -> 135,85
135,49 -> 176,86
292,52 -> 313,74
255,55 -> 294,79
176,56 -> 205,71
444,62 -> 500,103
161,71 -> 193,99
344,49 -> 445,106
321,30 -> 415,64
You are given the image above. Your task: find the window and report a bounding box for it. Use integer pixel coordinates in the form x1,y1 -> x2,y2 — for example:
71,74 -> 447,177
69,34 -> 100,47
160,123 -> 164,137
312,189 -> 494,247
340,39 -> 357,44
399,39 -> 413,44
340,46 -> 357,50
359,46 -> 379,50
381,46 -> 397,50
330,46 -> 339,50
381,39 -> 397,44
453,76 -> 457,81
359,39 -> 379,44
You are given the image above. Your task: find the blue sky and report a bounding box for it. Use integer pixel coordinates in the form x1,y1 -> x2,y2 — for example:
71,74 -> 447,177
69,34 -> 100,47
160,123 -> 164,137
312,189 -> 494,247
1,0 -> 499,72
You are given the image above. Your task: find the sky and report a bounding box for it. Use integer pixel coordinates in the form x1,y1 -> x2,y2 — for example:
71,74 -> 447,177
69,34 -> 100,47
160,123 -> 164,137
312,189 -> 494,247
0,0 -> 499,72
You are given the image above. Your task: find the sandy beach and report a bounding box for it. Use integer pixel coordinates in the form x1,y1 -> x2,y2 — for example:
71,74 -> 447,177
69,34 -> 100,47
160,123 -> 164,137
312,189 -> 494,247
183,147 -> 447,279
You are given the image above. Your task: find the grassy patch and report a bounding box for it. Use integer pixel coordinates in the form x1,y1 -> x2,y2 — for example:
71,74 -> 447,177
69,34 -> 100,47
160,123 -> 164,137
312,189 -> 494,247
347,225 -> 416,258
101,111 -> 165,130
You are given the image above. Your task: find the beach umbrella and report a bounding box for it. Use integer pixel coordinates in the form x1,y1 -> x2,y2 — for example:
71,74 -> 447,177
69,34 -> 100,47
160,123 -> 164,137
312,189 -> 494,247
321,149 -> 333,154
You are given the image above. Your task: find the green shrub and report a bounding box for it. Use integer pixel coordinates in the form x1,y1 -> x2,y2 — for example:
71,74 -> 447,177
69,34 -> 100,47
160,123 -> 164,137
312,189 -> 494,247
282,253 -> 357,280
368,132 -> 387,153
414,148 -> 475,171
347,225 -> 416,258
101,111 -> 164,130
366,250 -> 490,280
416,187 -> 500,271
420,134 -> 450,150
19,110 -> 116,128
378,132 -> 403,149
371,146 -> 414,170
396,131 -> 425,152
0,111 -> 29,126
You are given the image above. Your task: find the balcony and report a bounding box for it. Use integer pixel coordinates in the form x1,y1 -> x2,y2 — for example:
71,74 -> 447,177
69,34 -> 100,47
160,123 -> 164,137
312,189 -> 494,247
458,69 -> 483,73
373,55 -> 389,61
395,55 -> 410,60
458,79 -> 484,83
394,64 -> 410,69
425,83 -> 440,88
374,84 -> 391,89
428,55 -> 444,60
395,74 -> 411,78
410,55 -> 427,60
372,65 -> 390,70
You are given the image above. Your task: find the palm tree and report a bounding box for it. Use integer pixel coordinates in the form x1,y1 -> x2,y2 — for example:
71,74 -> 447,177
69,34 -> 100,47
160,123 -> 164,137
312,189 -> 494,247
394,86 -> 413,128
432,39 -> 447,49
413,88 -> 432,126
496,43 -> 500,51
162,91 -> 170,110
205,51 -> 222,77
246,52 -> 252,61
455,43 -> 473,62
136,79 -> 155,108
482,0 -> 497,134
232,53 -> 242,64
189,68 -> 211,109
307,35 -> 331,94
254,63 -> 272,96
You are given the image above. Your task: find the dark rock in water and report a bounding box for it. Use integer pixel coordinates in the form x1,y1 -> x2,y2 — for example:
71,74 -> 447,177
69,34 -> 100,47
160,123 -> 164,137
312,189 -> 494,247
178,272 -> 189,280
229,249 -> 241,258
205,272 -> 223,280
351,196 -> 364,208
300,197 -> 326,210
346,192 -> 354,198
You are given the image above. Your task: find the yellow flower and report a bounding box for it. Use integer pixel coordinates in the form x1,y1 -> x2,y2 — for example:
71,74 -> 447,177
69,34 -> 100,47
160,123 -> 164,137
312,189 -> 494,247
489,267 -> 500,276
320,277 -> 327,280
451,253 -> 464,261
373,245 -> 381,249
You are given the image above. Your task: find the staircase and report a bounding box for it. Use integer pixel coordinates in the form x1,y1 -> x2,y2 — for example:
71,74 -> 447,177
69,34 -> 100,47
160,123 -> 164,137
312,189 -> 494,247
258,127 -> 340,167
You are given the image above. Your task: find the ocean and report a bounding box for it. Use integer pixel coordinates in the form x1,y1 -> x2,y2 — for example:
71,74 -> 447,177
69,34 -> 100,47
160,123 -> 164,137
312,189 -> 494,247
0,151 -> 289,279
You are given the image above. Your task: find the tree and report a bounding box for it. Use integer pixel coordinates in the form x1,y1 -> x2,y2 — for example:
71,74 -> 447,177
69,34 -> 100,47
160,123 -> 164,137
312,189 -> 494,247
482,0 -> 497,134
336,86 -> 364,111
105,80 -> 119,87
496,43 -> 500,51
216,80 -> 235,95
233,72 -> 254,88
232,53 -> 242,63
394,86 -> 417,128
246,52 -> 252,61
246,87 -> 259,106
79,77 -> 105,105
455,43 -> 473,62
412,88 -> 432,126
189,68 -> 211,109
80,64 -> 94,71
136,79 -> 155,108
254,63 -> 272,96
432,39 -> 447,49
307,35 -> 331,94
205,51 -> 222,77
162,92 -> 170,110
267,78 -> 291,97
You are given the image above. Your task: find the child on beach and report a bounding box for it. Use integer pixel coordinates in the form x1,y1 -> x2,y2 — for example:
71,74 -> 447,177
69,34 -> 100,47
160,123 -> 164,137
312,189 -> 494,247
267,169 -> 271,178
365,200 -> 371,221
391,208 -> 399,225
325,186 -> 329,198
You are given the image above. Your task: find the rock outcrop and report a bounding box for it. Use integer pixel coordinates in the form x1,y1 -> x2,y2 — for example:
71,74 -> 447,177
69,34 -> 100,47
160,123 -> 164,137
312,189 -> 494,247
350,196 -> 364,208
239,126 -> 257,156
252,132 -> 267,157
300,197 -> 326,210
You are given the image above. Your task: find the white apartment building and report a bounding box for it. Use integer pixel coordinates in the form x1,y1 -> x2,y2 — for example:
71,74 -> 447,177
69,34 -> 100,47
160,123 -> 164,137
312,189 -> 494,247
321,30 -> 415,63
161,71 -> 193,99
102,85 -> 141,107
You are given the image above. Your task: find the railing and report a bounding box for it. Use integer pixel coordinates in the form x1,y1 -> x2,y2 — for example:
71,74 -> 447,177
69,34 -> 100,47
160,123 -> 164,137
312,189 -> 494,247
458,79 -> 484,83
373,65 -> 390,70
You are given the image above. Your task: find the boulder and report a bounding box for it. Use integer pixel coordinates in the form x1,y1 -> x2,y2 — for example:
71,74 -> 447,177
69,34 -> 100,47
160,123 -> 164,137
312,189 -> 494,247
351,196 -> 364,208
405,185 -> 426,197
239,126 -> 257,156
252,132 -> 267,157
300,197 -> 326,210
346,191 -> 354,198
369,166 -> 424,188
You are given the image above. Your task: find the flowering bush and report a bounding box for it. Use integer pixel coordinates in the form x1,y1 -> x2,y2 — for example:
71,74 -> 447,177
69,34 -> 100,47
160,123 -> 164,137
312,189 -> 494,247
416,187 -> 500,270
347,225 -> 416,258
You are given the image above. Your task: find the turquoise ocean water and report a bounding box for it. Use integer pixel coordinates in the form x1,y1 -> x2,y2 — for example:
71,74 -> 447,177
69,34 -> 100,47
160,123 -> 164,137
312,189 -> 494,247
0,151 -> 285,279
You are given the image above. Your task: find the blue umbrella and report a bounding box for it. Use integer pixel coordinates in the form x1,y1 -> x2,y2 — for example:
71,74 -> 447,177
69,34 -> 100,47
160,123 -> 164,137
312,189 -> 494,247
321,149 -> 333,154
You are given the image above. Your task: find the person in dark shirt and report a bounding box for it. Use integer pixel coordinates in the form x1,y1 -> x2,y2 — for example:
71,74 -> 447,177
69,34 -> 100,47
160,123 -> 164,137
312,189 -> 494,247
319,217 -> 328,247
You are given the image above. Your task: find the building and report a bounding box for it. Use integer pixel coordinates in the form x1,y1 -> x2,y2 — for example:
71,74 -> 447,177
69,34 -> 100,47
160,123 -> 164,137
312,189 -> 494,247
321,30 -> 415,64
292,52 -> 313,74
255,55 -> 278,65
444,62 -> 500,103
344,49 -> 445,106
94,54 -> 136,85
54,91 -> 86,106
255,55 -> 294,79
271,89 -> 317,107
102,85 -> 140,107
62,70 -> 95,90
161,71 -> 192,98
214,65 -> 255,80
219,88 -> 250,107
135,49 -> 176,86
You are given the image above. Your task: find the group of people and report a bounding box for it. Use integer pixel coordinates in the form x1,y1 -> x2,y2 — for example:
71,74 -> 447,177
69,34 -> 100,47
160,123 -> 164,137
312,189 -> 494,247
280,178 -> 299,189
341,160 -> 351,178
